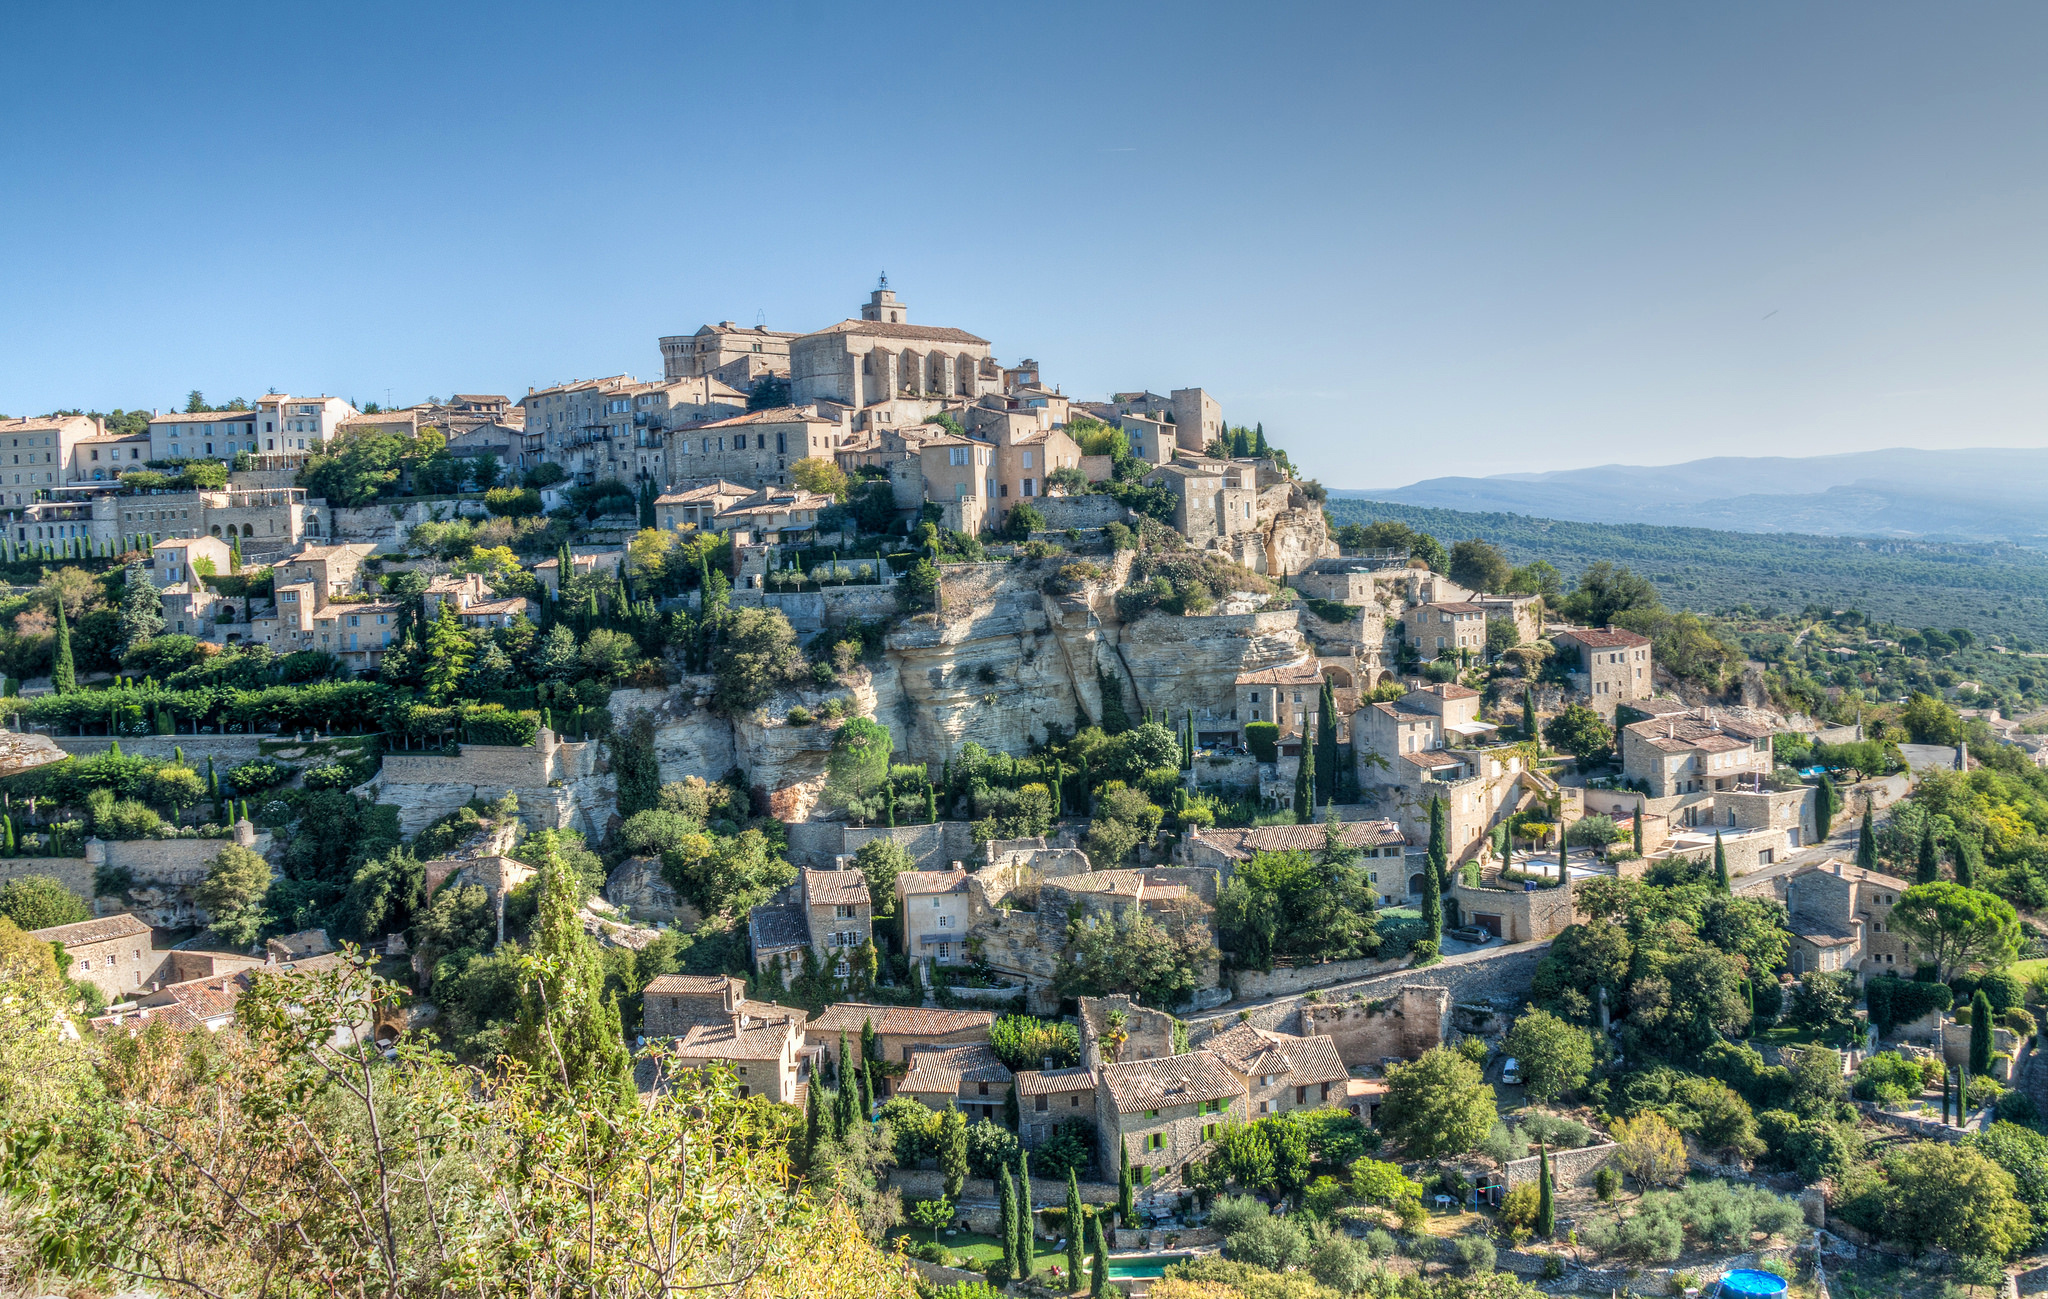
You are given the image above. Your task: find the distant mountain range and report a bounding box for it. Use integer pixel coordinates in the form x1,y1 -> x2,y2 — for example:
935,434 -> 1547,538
1341,447 -> 2048,545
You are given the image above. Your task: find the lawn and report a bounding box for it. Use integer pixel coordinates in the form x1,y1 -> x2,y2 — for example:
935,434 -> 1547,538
886,1227 -> 1079,1281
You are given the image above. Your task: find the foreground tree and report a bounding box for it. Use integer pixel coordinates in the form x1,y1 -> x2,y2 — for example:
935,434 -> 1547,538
1377,1045 -> 1496,1159
1889,882 -> 2023,981
1501,1006 -> 1595,1102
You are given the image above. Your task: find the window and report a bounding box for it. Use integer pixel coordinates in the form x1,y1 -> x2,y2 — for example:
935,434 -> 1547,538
1035,1094 -> 1048,1112
1146,1133 -> 1164,1150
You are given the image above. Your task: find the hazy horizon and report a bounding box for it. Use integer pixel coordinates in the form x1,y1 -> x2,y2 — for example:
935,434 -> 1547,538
5,2 -> 2048,487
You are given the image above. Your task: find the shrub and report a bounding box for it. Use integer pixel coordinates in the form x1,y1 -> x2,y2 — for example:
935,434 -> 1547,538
301,764 -> 355,791
1499,1183 -> 1541,1241
1519,1112 -> 1594,1149
1364,1228 -> 1397,1258
1449,1236 -> 1495,1273
2006,1007 -> 2038,1038
785,705 -> 812,726
1594,1167 -> 1619,1201
1853,1051 -> 1941,1103
226,759 -> 295,793
1244,722 -> 1279,763
483,486 -> 542,517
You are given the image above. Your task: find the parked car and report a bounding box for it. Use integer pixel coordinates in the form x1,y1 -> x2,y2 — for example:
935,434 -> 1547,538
1501,1057 -> 1522,1086
1447,925 -> 1491,944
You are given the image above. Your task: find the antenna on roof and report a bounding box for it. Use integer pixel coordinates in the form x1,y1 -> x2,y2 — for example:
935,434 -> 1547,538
755,308 -> 766,329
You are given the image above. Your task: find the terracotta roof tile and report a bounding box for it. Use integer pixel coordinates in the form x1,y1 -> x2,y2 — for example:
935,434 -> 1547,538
806,1003 -> 993,1039
1016,1066 -> 1097,1095
805,869 -> 870,907
32,913 -> 152,946
802,319 -> 990,346
1100,1051 -> 1240,1115
897,869 -> 969,896
1554,626 -> 1652,650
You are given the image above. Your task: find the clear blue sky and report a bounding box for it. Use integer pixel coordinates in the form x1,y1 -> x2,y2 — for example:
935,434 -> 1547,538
4,2 -> 2046,487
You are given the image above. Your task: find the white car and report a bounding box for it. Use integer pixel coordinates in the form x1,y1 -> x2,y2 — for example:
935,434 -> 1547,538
1501,1058 -> 1522,1086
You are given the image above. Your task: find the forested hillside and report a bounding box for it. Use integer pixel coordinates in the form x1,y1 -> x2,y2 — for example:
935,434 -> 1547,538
1325,499 -> 2048,646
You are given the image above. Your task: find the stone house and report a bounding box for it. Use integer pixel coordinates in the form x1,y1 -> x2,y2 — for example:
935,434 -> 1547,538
2,413 -> 102,501
896,867 -> 973,966
655,480 -> 752,532
805,1003 -> 995,1085
147,535 -> 234,587
1289,554 -> 1411,609
1784,859 -> 1914,980
1402,602 -> 1487,658
271,542 -> 376,600
34,913 -> 158,1003
264,928 -> 334,962
1620,710 -> 1777,799
1354,684 -> 1538,868
1117,414 -> 1177,466
1142,459 -> 1261,550
1236,659 -> 1326,740
711,487 -> 832,542
1096,1051 -> 1244,1193
1202,1023 -> 1348,1118
1175,820 -> 1415,907
1016,1066 -> 1098,1150
660,321 -> 799,387
898,1042 -> 1014,1124
788,285 -> 995,409
1472,594 -> 1544,646
642,974 -> 762,1038
671,407 -> 845,490
1448,871 -> 1578,943
1552,626 -> 1654,717
746,867 -> 873,980
916,433 -> 996,536
671,1005 -> 807,1104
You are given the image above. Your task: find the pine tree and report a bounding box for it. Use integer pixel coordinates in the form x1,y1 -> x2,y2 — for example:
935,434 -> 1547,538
1294,737 -> 1315,825
117,559 -> 165,650
1064,1168 -> 1084,1285
422,603 -> 474,705
1536,1143 -> 1555,1238
1971,989 -> 1993,1077
508,844 -> 635,1113
1857,803 -> 1877,871
999,1165 -> 1019,1280
1118,1140 -> 1134,1226
50,599 -> 74,693
1089,1214 -> 1109,1297
1917,815 -> 1940,885
1713,832 -> 1730,891
1315,678 -> 1339,803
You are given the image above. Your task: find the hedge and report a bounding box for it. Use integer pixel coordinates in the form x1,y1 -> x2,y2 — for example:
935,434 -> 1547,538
5,681 -> 391,735
1866,974 -> 1954,1033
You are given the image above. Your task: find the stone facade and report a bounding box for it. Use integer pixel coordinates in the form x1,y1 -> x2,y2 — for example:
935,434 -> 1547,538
1621,708 -> 1777,798
352,728 -> 602,837
1503,1141 -> 1618,1189
34,912 -> 159,1002
1294,984 -> 1451,1067
1784,859 -> 1915,980
1552,626 -> 1654,718
1449,877 -> 1576,944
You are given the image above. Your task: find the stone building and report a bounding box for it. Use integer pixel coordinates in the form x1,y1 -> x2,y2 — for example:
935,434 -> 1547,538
896,867 -> 972,966
672,1006 -> 807,1103
745,867 -> 873,980
917,434 -> 997,535
1202,1022 -> 1348,1118
1784,859 -> 1914,980
898,1042 -> 1014,1123
1144,459 -> 1259,549
711,487 -> 832,541
655,480 -> 752,531
0,414 -> 101,504
669,407 -> 846,489
805,1003 -> 994,1069
1403,602 -> 1488,658
1016,1066 -> 1098,1150
68,430 -> 152,483
1236,659 -> 1326,738
1620,709 -> 1776,799
1552,626 -> 1654,717
660,321 -> 799,388
1175,821 -> 1415,907
34,913 -> 158,1003
788,284 -> 996,409
1095,1051 -> 1243,1193
1354,684 -> 1539,867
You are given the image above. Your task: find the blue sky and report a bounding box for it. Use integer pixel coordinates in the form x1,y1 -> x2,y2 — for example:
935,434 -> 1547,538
4,2 -> 2046,487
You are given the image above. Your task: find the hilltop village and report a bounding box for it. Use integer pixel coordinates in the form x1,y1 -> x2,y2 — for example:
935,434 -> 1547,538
8,282 -> 2048,1296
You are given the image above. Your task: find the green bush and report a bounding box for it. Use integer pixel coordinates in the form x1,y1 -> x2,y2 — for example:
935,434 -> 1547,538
1244,722 -> 1279,763
226,759 -> 295,793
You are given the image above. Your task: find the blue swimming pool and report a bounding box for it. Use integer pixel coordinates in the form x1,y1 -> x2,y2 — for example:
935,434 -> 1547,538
1719,1269 -> 1788,1298
1105,1252 -> 1195,1280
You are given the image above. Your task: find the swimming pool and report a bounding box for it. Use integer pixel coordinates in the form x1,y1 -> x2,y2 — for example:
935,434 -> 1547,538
1105,1252 -> 1196,1280
1718,1269 -> 1788,1298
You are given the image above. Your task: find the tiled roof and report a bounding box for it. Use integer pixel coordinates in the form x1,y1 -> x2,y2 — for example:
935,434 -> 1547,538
644,974 -> 741,997
748,899 -> 809,952
1417,683 -> 1480,701
1191,820 -> 1405,860
1623,712 -> 1775,749
655,480 -> 752,505
897,869 -> 969,896
804,869 -> 870,907
1,415 -> 95,433
265,929 -> 333,959
1204,1025 -> 1346,1086
806,1003 -> 994,1039
149,410 -> 260,425
1235,660 -> 1325,686
1100,1051 -> 1240,1115
162,974 -> 245,1022
685,406 -> 835,429
457,598 -> 531,617
1423,602 -> 1485,615
900,1043 -> 1012,1094
32,912 -> 152,946
1402,750 -> 1465,770
1016,1066 -> 1097,1095
1554,626 -> 1652,650
1793,859 -> 1912,892
92,1002 -> 205,1034
802,319 -> 990,346
677,1017 -> 798,1061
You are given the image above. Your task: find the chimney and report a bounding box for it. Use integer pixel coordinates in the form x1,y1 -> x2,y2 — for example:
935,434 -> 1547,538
1044,1056 -> 1055,1071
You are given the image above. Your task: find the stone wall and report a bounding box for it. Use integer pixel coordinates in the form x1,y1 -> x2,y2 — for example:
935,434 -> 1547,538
1030,495 -> 1134,531
0,855 -> 96,903
731,584 -> 901,635
1504,1141 -> 1617,1189
1196,943 -> 1551,1039
1231,956 -> 1405,1000
890,1167 -> 1118,1208
1191,753 -> 1261,792
1293,985 -> 1450,1067
1450,880 -> 1576,944
55,735 -> 272,763
356,732 -> 602,837
87,825 -> 273,927
780,821 -> 979,871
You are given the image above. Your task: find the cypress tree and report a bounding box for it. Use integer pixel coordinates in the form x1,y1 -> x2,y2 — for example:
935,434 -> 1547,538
926,783 -> 938,824
857,1057 -> 873,1118
1536,1144 -> 1555,1239
1089,1214 -> 1109,1297
1429,794 -> 1449,888
1294,737 -> 1315,825
1118,1140 -> 1134,1226
1632,799 -> 1645,855
1316,679 -> 1340,802
1421,825 -> 1444,943
1558,825 -> 1568,876
1971,989 -> 1994,1077
3,815 -> 13,856
1857,804 -> 1877,871
1917,815 -> 1940,885
1523,689 -> 1539,747
1955,833 -> 1980,890
1942,1065 -> 1952,1125
1016,1149 -> 1036,1281
50,599 -> 74,693
804,1076 -> 824,1164
1713,833 -> 1730,891
1064,1167 -> 1083,1284
999,1166 -> 1019,1280
1816,773 -> 1838,839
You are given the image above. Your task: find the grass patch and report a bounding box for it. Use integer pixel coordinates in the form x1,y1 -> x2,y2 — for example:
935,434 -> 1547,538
885,1227 -> 1074,1276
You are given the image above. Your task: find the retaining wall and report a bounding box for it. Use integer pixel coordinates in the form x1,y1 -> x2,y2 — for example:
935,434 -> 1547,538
1231,956 -> 1404,1000
890,1167 -> 1118,1209
0,855 -> 96,901
1030,496 -> 1134,531
1194,942 -> 1550,1037
54,735 -> 273,763
786,821 -> 980,871
1504,1141 -> 1617,1189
